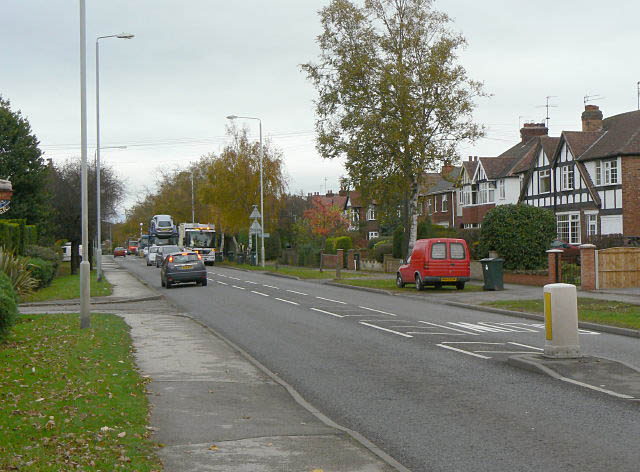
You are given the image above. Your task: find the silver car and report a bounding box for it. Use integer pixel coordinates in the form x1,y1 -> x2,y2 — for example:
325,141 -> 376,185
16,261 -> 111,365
146,245 -> 159,266
155,245 -> 180,268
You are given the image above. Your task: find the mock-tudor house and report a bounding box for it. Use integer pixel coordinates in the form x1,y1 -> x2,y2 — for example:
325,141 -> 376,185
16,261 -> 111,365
458,123 -> 551,228
343,190 -> 381,239
420,166 -> 462,228
515,105 -> 640,243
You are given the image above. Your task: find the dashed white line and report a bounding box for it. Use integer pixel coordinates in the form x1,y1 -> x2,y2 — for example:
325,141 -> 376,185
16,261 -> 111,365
245,280 -> 258,284
263,284 -> 279,289
218,274 -> 228,278
251,291 -> 269,297
274,297 -> 298,305
217,281 -> 228,285
207,278 -> 215,282
286,289 -> 308,296
358,306 -> 397,316
310,307 -> 344,318
228,276 -> 241,281
315,296 -> 346,304
232,285 -> 246,290
437,344 -> 491,359
359,322 -> 413,338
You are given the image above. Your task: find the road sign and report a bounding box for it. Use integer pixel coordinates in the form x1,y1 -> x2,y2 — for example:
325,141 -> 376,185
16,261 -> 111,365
250,220 -> 261,232
249,207 -> 261,220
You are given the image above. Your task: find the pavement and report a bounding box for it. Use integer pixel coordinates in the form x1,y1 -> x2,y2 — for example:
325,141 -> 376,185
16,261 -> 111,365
18,257 -> 640,471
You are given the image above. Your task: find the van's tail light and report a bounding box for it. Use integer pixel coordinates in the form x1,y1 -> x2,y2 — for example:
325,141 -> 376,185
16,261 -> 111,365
197,254 -> 202,260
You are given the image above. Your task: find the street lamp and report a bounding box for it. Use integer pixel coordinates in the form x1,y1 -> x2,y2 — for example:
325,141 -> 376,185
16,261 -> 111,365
95,32 -> 134,281
226,115 -> 265,267
79,0 -> 90,328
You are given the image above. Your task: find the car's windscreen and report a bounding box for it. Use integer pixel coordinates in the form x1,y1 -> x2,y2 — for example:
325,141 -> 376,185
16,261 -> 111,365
150,247 -> 158,253
171,254 -> 199,263
158,221 -> 172,227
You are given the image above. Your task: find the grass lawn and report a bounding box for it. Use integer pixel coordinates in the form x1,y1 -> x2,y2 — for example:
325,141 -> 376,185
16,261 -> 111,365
0,313 -> 161,471
482,298 -> 640,331
217,262 -> 368,279
334,278 -> 484,293
21,263 -> 112,303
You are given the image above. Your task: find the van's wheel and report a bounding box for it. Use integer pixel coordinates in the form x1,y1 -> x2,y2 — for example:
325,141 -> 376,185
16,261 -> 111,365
456,282 -> 465,290
415,275 -> 424,291
396,274 -> 405,288
201,278 -> 208,286
166,280 -> 172,289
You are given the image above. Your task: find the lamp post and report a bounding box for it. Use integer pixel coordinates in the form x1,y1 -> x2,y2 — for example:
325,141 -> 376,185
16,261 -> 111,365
226,115 -> 265,267
79,0 -> 90,328
96,32 -> 134,282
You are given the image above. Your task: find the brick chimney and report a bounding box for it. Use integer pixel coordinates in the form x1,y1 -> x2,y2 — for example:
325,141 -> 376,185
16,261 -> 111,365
520,122 -> 548,142
441,162 -> 455,177
582,105 -> 603,132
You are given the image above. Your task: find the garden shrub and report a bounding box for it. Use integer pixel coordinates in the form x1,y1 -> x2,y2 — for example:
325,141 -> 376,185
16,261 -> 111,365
417,220 -> 430,240
0,249 -> 38,296
25,245 -> 60,273
27,257 -> 56,288
367,237 -> 388,249
325,237 -> 337,254
0,272 -> 18,341
334,236 -> 352,252
478,204 -> 556,270
392,226 -> 404,259
374,242 -> 393,263
456,228 -> 483,260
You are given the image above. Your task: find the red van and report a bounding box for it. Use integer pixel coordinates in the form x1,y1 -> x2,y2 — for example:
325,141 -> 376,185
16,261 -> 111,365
397,238 -> 470,290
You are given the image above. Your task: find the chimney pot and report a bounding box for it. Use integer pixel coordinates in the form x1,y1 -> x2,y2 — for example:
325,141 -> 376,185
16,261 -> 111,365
520,122 -> 548,142
581,105 -> 603,132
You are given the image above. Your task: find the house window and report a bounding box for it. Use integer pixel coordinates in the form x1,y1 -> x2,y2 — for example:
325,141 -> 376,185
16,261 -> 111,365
366,205 -> 376,221
350,208 -> 359,224
434,196 -> 438,212
595,159 -> 618,185
587,214 -> 598,236
442,194 -> 448,212
368,231 -> 379,240
463,187 -> 471,206
458,189 -> 463,205
539,169 -> 551,193
427,199 -> 433,214
478,182 -> 495,204
557,213 -> 581,244
561,166 -> 574,190
498,179 -> 505,199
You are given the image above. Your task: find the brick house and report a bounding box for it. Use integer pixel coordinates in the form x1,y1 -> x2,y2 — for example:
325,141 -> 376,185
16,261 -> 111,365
343,190 -> 381,239
420,166 -> 462,228
515,105 -> 640,243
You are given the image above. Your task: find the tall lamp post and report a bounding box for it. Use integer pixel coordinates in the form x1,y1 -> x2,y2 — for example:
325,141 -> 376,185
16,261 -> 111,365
96,32 -> 134,282
79,0 -> 90,328
226,115 -> 265,267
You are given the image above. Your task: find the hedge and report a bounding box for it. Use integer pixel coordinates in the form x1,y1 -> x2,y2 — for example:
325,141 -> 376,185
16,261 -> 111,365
0,219 -> 37,255
0,271 -> 18,341
27,257 -> 56,288
325,236 -> 353,254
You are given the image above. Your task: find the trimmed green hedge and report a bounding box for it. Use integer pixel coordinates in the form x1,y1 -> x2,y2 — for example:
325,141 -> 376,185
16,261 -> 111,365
27,257 -> 56,288
325,236 -> 353,254
0,219 -> 37,255
0,271 -> 18,341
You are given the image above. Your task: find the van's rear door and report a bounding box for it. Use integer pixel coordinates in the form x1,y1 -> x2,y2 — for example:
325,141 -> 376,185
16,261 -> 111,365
448,241 -> 469,277
427,241 -> 449,276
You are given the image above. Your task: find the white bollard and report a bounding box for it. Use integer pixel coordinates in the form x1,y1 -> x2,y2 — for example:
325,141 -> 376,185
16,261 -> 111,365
543,283 -> 581,358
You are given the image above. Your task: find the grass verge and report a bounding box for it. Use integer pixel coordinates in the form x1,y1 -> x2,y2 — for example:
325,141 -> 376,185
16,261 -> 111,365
0,313 -> 161,471
21,263 -> 112,303
216,262 -> 368,279
482,298 -> 640,331
334,278 -> 484,293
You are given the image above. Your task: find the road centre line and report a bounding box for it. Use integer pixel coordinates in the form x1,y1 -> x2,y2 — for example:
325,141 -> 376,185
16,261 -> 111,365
217,281 -> 228,285
251,291 -> 269,297
245,280 -> 258,284
437,344 -> 491,359
228,276 -> 241,280
232,285 -> 246,290
286,289 -> 308,295
274,297 -> 298,305
310,308 -> 344,318
508,342 -> 544,351
315,296 -> 346,304
263,284 -> 279,289
360,322 -> 413,338
358,306 -> 397,316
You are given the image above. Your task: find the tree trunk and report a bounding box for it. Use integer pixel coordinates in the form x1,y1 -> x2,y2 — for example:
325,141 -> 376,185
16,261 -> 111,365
70,240 -> 80,275
232,236 -> 239,253
406,175 -> 420,257
219,231 -> 225,255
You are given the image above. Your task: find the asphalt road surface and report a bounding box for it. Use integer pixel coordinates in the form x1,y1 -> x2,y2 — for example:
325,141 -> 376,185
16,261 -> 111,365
119,257 -> 640,472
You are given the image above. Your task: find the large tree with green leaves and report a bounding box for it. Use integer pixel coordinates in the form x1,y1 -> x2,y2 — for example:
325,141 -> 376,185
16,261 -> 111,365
0,96 -> 51,231
303,0 -> 486,256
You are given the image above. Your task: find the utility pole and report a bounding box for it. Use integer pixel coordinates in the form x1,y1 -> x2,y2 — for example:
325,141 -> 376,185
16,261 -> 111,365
191,171 -> 195,223
637,82 -> 639,110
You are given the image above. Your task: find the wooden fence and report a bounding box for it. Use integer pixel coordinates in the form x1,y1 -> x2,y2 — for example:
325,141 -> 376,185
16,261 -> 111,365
598,247 -> 640,289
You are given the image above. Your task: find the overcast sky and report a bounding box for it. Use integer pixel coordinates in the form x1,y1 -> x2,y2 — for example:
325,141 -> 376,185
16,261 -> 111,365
2,1 -> 639,217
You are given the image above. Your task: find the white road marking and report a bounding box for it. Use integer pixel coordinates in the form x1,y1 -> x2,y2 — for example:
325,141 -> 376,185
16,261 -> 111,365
360,322 -> 413,338
315,296 -> 346,304
263,284 -> 279,289
218,274 -> 228,278
274,297 -> 298,305
448,322 -> 514,333
358,306 -> 397,316
217,281 -> 228,285
232,285 -> 246,290
310,308 -> 344,318
245,280 -> 258,284
475,351 -> 539,354
419,321 -> 479,335
437,344 -> 491,359
508,342 -> 544,351
228,276 -> 241,280
558,377 -> 634,399
406,331 -> 466,336
251,291 -> 269,297
207,278 -> 215,282
286,289 -> 308,296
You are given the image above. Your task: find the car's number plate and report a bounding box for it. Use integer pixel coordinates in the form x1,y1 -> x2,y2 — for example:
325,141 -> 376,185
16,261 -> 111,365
441,277 -> 457,282
180,265 -> 193,270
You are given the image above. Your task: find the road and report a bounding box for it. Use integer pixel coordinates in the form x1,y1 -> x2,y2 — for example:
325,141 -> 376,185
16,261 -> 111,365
119,257 -> 640,472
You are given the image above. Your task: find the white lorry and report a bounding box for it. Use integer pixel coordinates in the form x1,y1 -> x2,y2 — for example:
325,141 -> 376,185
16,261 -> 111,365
178,223 -> 216,265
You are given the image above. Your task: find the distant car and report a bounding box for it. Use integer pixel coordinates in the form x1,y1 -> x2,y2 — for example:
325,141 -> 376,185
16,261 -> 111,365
161,251 -> 207,288
156,245 -> 180,268
113,247 -> 126,257
146,245 -> 159,266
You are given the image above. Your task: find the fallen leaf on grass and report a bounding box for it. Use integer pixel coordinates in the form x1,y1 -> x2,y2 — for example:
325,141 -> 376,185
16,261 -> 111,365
208,445 -> 218,451
117,431 -> 126,438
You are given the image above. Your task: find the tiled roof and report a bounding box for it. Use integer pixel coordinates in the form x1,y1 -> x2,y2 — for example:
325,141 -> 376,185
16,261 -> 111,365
563,131 -> 603,160
578,109 -> 640,160
462,160 -> 478,181
479,156 -> 518,179
311,194 -> 347,210
511,136 -> 560,174
422,167 -> 462,195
